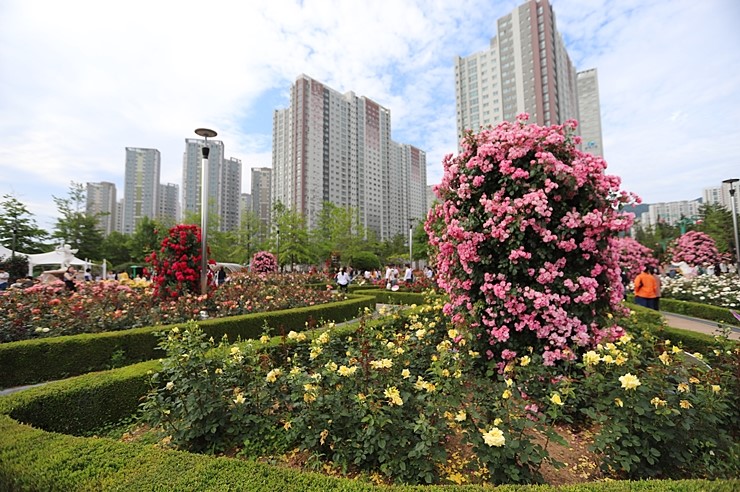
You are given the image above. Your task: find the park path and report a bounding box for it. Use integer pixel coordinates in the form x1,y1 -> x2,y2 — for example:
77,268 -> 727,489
662,312 -> 740,341
1,308 -> 737,398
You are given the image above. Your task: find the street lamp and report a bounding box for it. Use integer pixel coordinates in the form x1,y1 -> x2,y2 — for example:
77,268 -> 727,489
195,127 -> 217,295
723,178 -> 740,274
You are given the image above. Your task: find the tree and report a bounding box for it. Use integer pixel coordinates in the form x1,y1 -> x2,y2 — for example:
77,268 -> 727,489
100,231 -> 134,266
273,202 -> 313,271
427,116 -> 635,366
0,194 -> 48,254
0,254 -> 29,282
52,182 -> 104,260
128,216 -> 165,263
311,202 -> 374,266
695,203 -> 736,254
633,219 -> 680,264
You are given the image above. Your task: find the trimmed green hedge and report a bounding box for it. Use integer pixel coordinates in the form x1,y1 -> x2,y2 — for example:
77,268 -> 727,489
0,294 -> 376,389
626,302 -> 736,353
660,298 -> 740,327
0,354 -> 736,491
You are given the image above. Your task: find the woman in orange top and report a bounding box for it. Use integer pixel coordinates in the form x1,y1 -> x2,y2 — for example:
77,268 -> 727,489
633,266 -> 658,310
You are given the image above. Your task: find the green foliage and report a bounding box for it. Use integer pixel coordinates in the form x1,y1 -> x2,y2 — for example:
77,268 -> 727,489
0,294 -> 375,388
347,251 -> 381,271
100,231 -> 134,266
577,314 -> 739,479
695,203 -> 737,254
128,216 -> 165,263
633,220 -> 681,264
52,181 -> 105,260
0,194 -> 48,254
0,254 -> 29,282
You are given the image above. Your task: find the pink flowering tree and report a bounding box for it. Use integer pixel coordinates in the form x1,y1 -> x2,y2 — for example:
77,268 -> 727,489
669,231 -> 721,266
250,251 -> 278,273
614,237 -> 658,281
426,115 -> 637,366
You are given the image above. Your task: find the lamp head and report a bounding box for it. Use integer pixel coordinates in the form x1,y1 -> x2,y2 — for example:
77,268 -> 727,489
195,128 -> 217,139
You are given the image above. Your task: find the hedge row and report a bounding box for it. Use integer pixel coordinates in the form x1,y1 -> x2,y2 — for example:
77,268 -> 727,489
0,294 -> 376,389
626,303 -> 734,354
0,290 -> 432,390
660,298 -> 740,327
0,320 -> 736,491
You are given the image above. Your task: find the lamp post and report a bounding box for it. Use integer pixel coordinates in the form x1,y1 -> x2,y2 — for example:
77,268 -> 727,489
195,128 -> 217,295
723,178 -> 740,274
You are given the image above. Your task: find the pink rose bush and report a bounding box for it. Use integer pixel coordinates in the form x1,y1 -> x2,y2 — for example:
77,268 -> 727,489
669,230 -> 722,266
251,251 -> 278,273
614,237 -> 658,281
426,115 -> 637,366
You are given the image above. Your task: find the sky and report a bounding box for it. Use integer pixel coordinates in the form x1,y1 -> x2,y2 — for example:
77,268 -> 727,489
1,0 -> 739,232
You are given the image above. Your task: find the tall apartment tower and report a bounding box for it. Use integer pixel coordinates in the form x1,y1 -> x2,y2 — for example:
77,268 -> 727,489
181,139 -> 242,232
273,74 -> 427,240
86,181 -> 117,236
123,147 -> 161,235
251,167 -> 272,239
158,183 -> 180,226
577,69 -> 604,157
704,184 -> 740,214
455,0 -> 585,141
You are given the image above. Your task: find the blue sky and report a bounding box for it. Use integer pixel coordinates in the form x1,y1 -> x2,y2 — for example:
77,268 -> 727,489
1,0 -> 739,232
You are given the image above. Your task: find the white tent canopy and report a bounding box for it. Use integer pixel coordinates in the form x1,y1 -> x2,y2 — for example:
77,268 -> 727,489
25,250 -> 88,276
0,244 -> 25,259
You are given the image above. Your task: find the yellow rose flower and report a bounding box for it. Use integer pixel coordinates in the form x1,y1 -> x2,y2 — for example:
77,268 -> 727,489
481,427 -> 505,447
619,373 -> 641,390
233,394 -> 246,405
454,410 -> 467,422
384,386 -> 403,406
650,397 -> 667,408
401,368 -> 411,379
711,385 -> 721,393
614,398 -> 623,407
583,351 -> 600,366
520,355 -> 531,366
679,400 -> 692,409
502,389 -> 512,399
550,392 -> 564,406
658,351 -> 671,366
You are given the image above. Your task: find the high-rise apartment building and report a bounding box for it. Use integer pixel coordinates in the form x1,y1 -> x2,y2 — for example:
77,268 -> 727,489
273,74 -> 427,240
703,183 -> 740,215
251,167 -> 272,239
181,139 -> 242,232
86,181 -> 117,236
123,147 -> 161,235
455,0 -> 598,152
639,200 -> 701,228
576,69 -> 603,157
158,183 -> 180,226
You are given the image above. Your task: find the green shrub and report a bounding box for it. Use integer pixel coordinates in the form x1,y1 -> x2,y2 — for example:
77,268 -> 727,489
0,294 -> 375,389
660,298 -> 740,327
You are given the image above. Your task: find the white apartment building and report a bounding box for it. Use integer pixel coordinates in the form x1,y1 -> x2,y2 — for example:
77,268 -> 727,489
251,167 -> 272,239
181,139 -> 242,232
639,199 -> 702,228
273,74 -> 427,241
123,147 -> 160,235
454,0 -> 599,154
703,183 -> 740,215
158,183 -> 180,225
86,181 -> 117,236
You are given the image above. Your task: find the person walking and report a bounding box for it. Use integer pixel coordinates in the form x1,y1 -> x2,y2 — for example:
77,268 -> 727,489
633,265 -> 658,310
403,263 -> 414,284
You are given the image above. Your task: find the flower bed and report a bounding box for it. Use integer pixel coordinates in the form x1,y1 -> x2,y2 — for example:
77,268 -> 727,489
0,273 -> 336,343
660,275 -> 740,309
134,304 -> 738,485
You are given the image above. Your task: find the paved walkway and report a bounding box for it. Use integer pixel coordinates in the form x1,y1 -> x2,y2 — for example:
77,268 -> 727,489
662,312 -> 740,341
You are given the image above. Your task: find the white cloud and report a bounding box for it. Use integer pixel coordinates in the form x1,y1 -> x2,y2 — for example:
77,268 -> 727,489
1,0 -> 739,232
